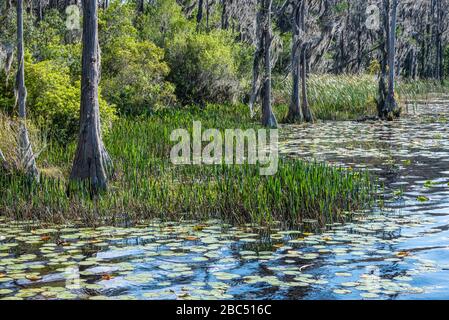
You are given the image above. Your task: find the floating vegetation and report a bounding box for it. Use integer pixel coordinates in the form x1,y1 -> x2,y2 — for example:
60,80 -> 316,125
417,196 -> 430,202
0,212 -> 439,300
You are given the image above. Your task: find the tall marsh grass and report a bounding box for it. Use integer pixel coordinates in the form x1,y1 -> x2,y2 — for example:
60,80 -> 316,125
274,74 -> 449,120
0,104 -> 375,226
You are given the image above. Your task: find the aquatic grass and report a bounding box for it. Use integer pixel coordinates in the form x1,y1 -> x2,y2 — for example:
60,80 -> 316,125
0,104 -> 376,226
274,74 -> 449,120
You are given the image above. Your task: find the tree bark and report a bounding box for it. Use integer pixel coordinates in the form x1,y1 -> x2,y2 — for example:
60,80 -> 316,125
16,0 -> 39,180
261,0 -> 277,128
434,0 -> 443,82
299,0 -> 312,122
377,0 -> 399,120
300,45 -> 313,122
205,0 -> 211,31
37,0 -> 43,21
137,0 -> 144,13
70,0 -> 111,193
197,0 -> 204,30
248,6 -> 264,117
384,0 -> 399,119
221,0 -> 229,30
377,0 -> 389,119
285,0 -> 304,123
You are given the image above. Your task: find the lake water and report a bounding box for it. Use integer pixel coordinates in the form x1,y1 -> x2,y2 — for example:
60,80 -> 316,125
1,96 -> 449,300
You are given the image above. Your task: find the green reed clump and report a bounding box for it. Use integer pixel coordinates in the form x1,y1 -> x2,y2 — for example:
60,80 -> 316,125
274,74 -> 449,120
0,104 -> 376,226
397,79 -> 449,100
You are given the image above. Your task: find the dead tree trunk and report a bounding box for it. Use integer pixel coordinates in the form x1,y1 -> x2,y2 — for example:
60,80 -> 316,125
70,0 -> 111,193
16,0 -> 39,179
260,0 -> 277,128
285,0 -> 304,123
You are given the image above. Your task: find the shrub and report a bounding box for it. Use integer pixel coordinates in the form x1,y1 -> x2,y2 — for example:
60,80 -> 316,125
167,30 -> 242,106
101,37 -> 176,115
25,58 -> 116,142
100,1 -> 176,115
367,59 -> 381,75
136,0 -> 194,48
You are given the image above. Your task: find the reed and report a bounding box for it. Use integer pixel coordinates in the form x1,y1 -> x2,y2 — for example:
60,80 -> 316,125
274,74 -> 449,120
0,104 -> 376,226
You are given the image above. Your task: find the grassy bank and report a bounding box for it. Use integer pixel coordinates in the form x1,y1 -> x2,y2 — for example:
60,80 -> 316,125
274,74 -> 449,120
0,104 -> 375,226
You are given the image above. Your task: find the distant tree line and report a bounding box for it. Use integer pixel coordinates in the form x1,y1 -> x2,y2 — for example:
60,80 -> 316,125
1,0 -> 448,191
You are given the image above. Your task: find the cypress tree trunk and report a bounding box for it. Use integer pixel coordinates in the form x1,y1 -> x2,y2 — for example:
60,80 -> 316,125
197,0 -> 204,29
435,0 -> 443,82
16,0 -> 39,179
70,0 -> 111,193
261,0 -> 277,128
248,6 -> 263,118
137,0 -> 144,13
221,0 -> 229,30
37,0 -> 43,21
384,0 -> 399,119
377,0 -> 389,119
285,1 -> 303,123
377,0 -> 399,120
300,46 -> 313,122
299,0 -> 313,122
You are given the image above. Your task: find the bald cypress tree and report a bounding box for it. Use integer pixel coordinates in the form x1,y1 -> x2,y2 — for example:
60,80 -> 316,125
16,0 -> 39,179
260,0 -> 277,128
377,0 -> 400,120
70,0 -> 112,192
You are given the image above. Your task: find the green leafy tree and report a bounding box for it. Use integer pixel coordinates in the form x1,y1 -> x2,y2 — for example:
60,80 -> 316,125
167,30 -> 242,106
100,1 -> 175,115
102,37 -> 176,115
26,56 -> 116,142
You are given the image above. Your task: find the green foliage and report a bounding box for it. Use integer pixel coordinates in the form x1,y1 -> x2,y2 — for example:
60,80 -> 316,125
8,9 -> 83,82
136,0 -> 194,48
367,59 -> 381,75
167,30 -> 242,106
99,1 -> 138,47
28,10 -> 67,59
334,1 -> 350,14
25,57 -> 116,142
0,72 -> 15,113
100,1 -> 176,115
102,37 -> 176,115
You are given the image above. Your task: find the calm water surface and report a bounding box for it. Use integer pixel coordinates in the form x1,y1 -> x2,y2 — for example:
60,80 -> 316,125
1,96 -> 449,300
